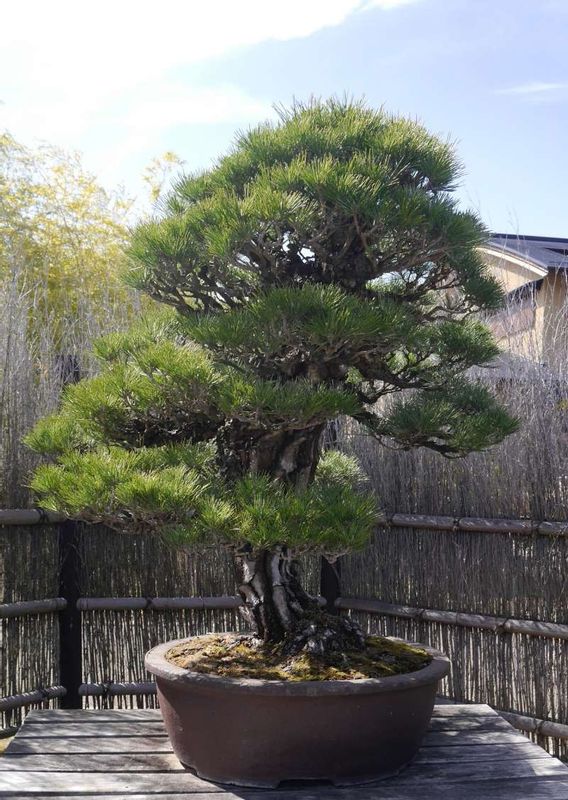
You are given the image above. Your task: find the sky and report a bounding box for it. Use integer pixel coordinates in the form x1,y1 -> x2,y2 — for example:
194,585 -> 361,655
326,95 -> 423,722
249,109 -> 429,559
2,0 -> 567,235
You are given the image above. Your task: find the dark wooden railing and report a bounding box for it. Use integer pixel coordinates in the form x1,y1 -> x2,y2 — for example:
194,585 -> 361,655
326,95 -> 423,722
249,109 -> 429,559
2,508 -> 568,745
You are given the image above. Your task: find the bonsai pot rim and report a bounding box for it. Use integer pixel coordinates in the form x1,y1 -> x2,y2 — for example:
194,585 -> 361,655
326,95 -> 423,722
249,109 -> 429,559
145,634 -> 450,696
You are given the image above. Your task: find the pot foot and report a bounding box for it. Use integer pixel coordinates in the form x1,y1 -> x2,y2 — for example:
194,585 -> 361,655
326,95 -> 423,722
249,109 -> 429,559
180,761 -> 280,789
332,764 -> 409,786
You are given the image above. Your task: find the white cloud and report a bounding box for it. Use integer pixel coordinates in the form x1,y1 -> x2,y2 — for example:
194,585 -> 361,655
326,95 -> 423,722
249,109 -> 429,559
0,0 -> 419,189
98,85 -> 274,174
496,81 -> 568,96
2,0 -> 418,105
1,83 -> 272,151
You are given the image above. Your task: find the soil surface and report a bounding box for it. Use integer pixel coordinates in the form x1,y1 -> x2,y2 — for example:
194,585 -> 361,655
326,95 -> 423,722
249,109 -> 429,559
166,633 -> 431,681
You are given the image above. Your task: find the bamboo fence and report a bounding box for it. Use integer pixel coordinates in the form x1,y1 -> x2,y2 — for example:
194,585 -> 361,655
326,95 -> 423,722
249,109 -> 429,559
1,512 -> 567,762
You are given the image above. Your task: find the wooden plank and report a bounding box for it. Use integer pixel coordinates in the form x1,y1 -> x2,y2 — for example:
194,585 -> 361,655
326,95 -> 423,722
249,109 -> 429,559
394,757 -> 568,783
427,715 -> 513,732
2,752 -> 565,780
415,741 -> 556,763
432,703 -> 568,739
21,705 -> 498,725
2,774 -> 568,798
24,707 -> 506,730
0,752 -> 184,772
6,736 -> 173,755
17,722 -> 168,738
6,733 -> 543,760
23,708 -> 163,724
422,728 -> 530,746
2,789 -> 568,800
7,746 -> 554,774
431,704 -> 498,717
25,704 -> 493,723
8,734 -> 545,761
3,706 -> 568,800
0,771 -> 219,794
17,712 -> 513,744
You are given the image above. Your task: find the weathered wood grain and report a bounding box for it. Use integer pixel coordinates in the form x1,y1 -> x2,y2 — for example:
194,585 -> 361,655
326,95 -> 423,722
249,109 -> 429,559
2,754 -> 566,783
3,789 -> 568,800
6,736 -> 173,754
2,705 -> 568,799
2,773 -> 568,798
422,729 -> 528,746
20,707 -> 509,733
1,743 -> 551,770
414,741 -> 554,763
17,722 -> 168,738
22,708 -> 163,723
394,757 -> 568,783
427,715 -> 512,732
430,704 -> 499,717
0,752 -> 184,772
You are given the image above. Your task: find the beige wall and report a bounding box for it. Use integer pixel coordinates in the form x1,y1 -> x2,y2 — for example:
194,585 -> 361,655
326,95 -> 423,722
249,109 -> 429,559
542,272 -> 568,368
480,247 -> 568,367
480,247 -> 547,292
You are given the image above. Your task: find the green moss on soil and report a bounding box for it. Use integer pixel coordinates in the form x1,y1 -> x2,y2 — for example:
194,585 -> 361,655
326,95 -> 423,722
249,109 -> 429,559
166,633 -> 431,681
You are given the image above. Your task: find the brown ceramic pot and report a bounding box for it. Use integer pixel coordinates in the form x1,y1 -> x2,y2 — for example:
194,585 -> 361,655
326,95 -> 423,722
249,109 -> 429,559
145,635 -> 450,788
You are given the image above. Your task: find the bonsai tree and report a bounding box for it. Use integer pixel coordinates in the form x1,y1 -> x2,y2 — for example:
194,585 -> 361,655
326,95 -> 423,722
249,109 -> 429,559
26,99 -> 517,658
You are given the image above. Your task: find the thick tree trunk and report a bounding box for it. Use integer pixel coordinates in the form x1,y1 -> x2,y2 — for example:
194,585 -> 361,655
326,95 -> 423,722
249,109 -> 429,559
222,419 -> 365,654
216,421 -> 325,488
236,546 -> 364,656
236,546 -> 314,642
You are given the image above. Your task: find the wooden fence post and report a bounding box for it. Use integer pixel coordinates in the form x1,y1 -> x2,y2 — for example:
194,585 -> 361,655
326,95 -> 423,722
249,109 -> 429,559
58,520 -> 82,709
320,556 -> 341,615
56,353 -> 83,709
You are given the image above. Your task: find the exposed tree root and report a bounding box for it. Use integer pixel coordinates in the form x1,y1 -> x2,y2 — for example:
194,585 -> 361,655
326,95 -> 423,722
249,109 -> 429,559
237,545 -> 365,657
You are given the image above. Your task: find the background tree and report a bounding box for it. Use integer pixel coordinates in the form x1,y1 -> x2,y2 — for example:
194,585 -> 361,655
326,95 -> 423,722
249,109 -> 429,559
0,133 -> 141,505
27,100 -> 518,655
0,132 -> 135,347
142,151 -> 186,207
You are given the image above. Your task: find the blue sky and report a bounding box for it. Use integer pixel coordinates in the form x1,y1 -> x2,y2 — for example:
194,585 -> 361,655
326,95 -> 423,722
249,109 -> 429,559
2,0 -> 567,235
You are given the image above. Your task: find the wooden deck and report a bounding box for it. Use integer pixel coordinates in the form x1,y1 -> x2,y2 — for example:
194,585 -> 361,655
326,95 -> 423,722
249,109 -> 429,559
1,704 -> 567,798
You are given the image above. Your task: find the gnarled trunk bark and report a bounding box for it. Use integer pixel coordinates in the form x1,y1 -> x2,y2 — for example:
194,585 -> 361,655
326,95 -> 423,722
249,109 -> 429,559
216,421 -> 325,489
236,546 -> 315,642
222,419 -> 365,655
236,545 -> 364,656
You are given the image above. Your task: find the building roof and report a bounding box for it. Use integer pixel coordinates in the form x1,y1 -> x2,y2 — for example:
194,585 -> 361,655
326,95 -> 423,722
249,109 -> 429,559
490,234 -> 568,270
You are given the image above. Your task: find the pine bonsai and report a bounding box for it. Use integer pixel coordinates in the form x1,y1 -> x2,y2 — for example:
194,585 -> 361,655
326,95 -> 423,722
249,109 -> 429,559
26,99 -> 517,659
